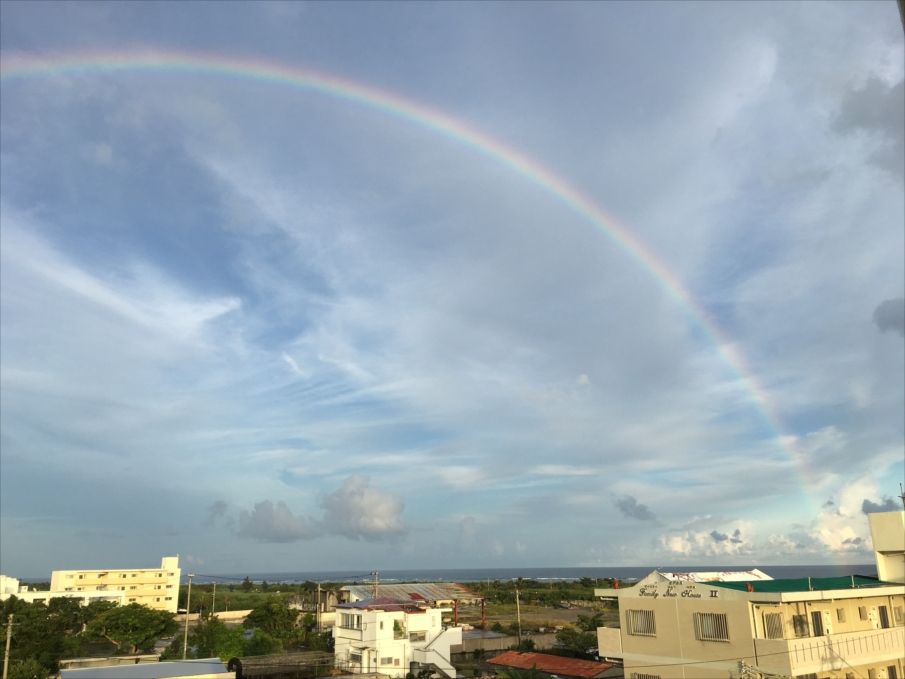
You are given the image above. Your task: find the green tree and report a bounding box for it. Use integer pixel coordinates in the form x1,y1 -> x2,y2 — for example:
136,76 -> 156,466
241,577 -> 253,593
85,603 -> 178,654
243,596 -> 297,643
496,666 -> 538,679
1,597 -> 78,674
553,627 -> 596,658
7,658 -> 50,679
185,617 -> 246,660
574,613 -> 604,632
244,629 -> 277,656
261,580 -> 269,592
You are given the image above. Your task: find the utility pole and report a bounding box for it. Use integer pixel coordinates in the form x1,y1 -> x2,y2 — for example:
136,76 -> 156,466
515,588 -> 522,648
372,571 -> 379,598
316,583 -> 321,633
182,574 -> 194,660
2,614 -> 12,679
211,582 -> 216,616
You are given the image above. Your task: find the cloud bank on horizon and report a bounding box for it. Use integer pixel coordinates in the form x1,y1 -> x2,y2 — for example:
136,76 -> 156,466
0,1 -> 902,576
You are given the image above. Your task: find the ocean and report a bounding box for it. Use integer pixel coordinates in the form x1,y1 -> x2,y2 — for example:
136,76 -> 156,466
187,564 -> 877,585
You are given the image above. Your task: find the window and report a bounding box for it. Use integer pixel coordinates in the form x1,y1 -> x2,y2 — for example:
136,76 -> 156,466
859,606 -> 868,621
630,674 -> 660,679
157,573 -> 163,577
155,597 -> 161,602
379,621 -> 384,630
349,652 -> 362,663
128,598 -> 136,602
120,586 -> 125,591
879,606 -> 890,629
78,575 -> 84,580
694,612 -> 730,642
895,607 -> 904,625
166,584 -> 173,588
888,666 -> 898,679
66,575 -> 74,579
626,609 -> 656,636
811,611 -> 825,637
339,613 -> 362,630
156,585 -> 162,589
837,608 -> 846,622
130,586 -> 137,590
763,612 -> 784,639
381,658 -> 394,666
410,631 -> 427,642
846,673 -> 854,679
792,615 -> 810,638
867,670 -> 877,679
64,587 -> 73,592
121,574 -> 127,579
165,596 -> 172,600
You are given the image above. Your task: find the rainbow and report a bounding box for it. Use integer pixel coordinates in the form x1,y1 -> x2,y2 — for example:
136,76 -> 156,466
0,49 -> 807,482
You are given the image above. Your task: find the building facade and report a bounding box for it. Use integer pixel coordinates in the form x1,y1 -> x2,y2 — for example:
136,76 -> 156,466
869,510 -> 905,584
49,556 -> 181,613
332,598 -> 462,678
596,576 -> 905,679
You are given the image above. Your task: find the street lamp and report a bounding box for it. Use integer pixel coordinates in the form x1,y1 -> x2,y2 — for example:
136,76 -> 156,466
182,574 -> 194,660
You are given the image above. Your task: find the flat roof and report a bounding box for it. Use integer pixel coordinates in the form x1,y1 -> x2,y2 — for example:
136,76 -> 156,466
709,575 -> 894,593
60,658 -> 226,679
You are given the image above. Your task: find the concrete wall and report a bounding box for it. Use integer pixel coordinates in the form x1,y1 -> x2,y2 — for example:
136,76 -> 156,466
450,632 -> 559,655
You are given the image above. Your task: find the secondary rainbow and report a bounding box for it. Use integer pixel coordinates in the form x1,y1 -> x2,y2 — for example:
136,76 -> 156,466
0,49 -> 807,477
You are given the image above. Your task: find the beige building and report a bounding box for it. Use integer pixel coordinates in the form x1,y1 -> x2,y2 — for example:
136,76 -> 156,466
49,556 -> 181,613
596,575 -> 904,679
869,510 -> 905,584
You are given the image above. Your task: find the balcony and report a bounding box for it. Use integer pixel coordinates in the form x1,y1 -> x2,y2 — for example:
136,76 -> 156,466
753,626 -> 905,676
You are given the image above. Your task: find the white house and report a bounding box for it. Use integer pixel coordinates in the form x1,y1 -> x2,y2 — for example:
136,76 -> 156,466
332,598 -> 462,678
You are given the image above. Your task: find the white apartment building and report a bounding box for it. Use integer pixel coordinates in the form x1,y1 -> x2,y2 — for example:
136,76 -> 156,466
0,574 -> 126,606
49,556 -> 181,613
332,598 -> 462,678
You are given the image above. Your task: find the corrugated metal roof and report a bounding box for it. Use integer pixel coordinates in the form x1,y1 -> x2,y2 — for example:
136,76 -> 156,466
342,582 -> 484,603
337,597 -> 428,611
60,658 -> 227,679
488,652 -> 612,679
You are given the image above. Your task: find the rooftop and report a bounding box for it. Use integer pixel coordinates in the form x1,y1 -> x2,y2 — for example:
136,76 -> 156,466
342,582 -> 484,603
710,575 -> 895,593
488,652 -> 613,679
336,597 -> 430,612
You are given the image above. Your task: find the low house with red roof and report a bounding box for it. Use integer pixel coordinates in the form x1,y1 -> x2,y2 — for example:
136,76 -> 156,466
486,651 -> 621,679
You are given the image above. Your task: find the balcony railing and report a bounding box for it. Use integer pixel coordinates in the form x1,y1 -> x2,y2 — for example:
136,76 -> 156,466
753,626 -> 905,676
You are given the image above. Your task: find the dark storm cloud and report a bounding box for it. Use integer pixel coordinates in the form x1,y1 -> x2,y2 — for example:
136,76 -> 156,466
615,496 -> 656,521
873,298 -> 905,337
861,497 -> 901,514
710,530 -> 729,542
833,78 -> 905,178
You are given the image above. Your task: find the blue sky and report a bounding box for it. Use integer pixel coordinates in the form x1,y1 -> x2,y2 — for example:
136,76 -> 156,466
1,1 -> 903,577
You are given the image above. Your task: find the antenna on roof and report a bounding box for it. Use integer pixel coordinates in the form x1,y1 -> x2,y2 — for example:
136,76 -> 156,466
899,483 -> 905,510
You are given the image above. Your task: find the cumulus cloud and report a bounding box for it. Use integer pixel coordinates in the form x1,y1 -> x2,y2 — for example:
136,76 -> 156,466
235,475 -> 406,543
320,474 -> 407,541
615,496 -> 656,521
873,298 -> 905,337
862,497 -> 901,514
659,521 -> 755,557
237,500 -> 321,542
203,500 -> 228,528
